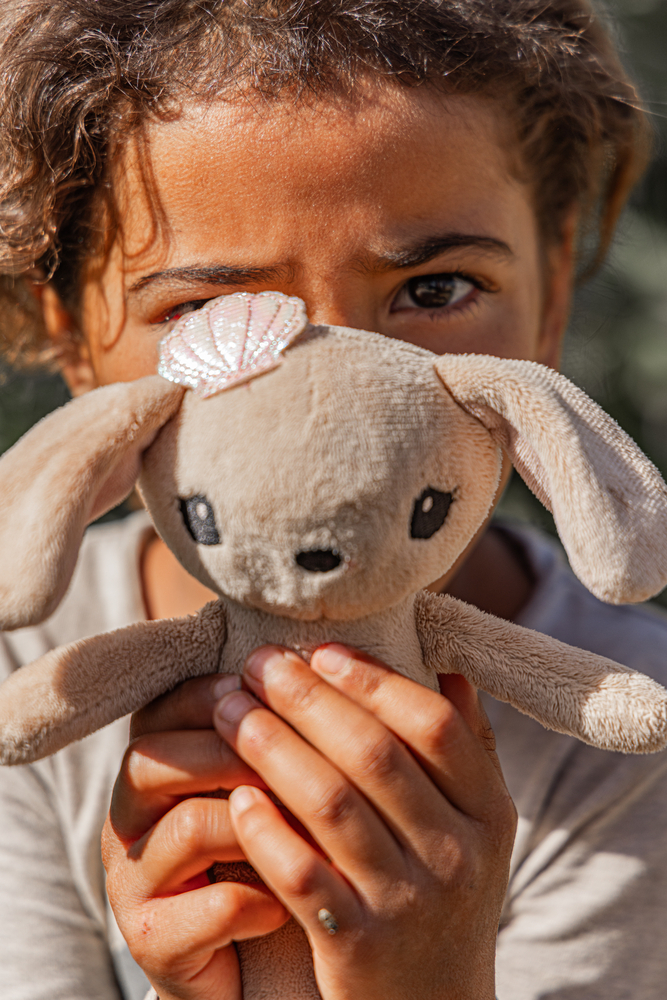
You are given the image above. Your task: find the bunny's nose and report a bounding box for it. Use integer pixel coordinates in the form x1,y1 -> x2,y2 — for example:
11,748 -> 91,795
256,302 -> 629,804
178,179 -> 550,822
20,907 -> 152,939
295,549 -> 342,573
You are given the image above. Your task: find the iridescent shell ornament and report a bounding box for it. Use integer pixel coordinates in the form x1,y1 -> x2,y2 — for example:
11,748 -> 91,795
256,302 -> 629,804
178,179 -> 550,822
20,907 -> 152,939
158,291 -> 309,398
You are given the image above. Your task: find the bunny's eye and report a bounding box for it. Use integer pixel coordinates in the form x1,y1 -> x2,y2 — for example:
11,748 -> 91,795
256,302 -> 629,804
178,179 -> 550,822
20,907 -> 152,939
179,495 -> 221,545
410,488 -> 453,539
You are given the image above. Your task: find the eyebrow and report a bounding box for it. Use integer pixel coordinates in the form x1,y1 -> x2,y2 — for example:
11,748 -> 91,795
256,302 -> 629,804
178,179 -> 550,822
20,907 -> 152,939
360,234 -> 514,272
127,233 -> 513,294
128,264 -> 286,294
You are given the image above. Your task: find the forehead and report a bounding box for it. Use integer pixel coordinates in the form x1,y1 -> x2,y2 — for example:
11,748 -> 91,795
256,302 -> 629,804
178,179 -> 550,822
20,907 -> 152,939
113,85 -> 527,271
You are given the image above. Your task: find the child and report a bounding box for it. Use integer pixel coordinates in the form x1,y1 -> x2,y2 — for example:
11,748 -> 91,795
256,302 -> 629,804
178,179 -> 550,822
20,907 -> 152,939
2,2 -> 667,999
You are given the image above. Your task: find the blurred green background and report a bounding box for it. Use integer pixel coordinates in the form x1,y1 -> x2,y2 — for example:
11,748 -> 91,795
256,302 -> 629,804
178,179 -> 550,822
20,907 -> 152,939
496,0 -> 667,614
2,0 -> 667,595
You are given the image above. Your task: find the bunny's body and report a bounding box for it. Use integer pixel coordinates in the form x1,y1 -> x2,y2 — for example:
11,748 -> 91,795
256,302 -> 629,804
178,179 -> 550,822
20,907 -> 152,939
2,293 -> 667,998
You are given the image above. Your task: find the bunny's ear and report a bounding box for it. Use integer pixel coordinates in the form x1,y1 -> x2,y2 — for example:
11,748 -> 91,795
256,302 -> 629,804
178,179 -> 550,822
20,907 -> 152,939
434,354 -> 667,604
0,376 -> 183,630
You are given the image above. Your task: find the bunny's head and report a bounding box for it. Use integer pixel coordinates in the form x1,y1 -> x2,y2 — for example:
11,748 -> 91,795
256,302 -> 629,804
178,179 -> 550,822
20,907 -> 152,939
139,291 -> 667,620
141,312 -> 500,622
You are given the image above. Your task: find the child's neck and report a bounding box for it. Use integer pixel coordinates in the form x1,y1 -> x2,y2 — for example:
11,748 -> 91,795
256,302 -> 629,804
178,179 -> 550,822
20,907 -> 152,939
140,526 -> 534,624
141,532 -> 217,620
442,527 -> 534,622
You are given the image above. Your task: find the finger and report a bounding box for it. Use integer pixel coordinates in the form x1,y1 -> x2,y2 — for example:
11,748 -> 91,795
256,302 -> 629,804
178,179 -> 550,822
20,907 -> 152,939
213,688 -> 403,884
111,877 -> 288,991
110,729 -> 265,842
229,786 -> 359,947
438,673 -> 503,778
310,644 -> 507,822
437,673 -> 482,733
104,796 -> 246,895
131,674 -> 241,739
238,646 -> 461,848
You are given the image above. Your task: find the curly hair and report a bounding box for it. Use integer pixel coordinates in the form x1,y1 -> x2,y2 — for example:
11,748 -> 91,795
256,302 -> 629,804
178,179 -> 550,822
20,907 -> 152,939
0,0 -> 650,364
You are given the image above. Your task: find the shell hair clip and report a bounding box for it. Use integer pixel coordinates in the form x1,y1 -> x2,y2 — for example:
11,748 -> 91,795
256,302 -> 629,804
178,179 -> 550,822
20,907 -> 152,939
157,290 -> 308,397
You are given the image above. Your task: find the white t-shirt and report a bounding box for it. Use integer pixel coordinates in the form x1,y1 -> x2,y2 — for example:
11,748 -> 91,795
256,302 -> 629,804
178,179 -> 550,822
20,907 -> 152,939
1,512 -> 667,1000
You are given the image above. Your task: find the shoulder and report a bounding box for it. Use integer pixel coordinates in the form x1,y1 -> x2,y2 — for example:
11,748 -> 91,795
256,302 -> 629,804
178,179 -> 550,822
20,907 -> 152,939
0,513 -> 150,936
0,512 -> 154,996
486,522 -> 667,856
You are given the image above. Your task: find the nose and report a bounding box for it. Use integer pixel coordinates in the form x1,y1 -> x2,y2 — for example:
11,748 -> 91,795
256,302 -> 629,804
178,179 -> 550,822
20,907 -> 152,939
299,280 -> 378,333
295,549 -> 342,573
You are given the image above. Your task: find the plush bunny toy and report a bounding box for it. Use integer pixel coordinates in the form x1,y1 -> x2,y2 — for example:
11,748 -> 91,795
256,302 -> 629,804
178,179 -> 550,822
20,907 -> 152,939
1,291 -> 667,999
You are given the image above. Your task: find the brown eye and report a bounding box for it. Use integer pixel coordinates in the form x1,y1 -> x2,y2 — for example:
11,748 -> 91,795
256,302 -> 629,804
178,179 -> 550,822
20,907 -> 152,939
406,274 -> 470,309
179,495 -> 220,545
160,299 -> 210,323
410,488 -> 453,539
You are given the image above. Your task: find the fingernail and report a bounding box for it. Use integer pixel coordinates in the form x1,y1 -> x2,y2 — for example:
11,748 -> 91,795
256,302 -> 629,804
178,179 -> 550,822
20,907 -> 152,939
212,675 -> 242,700
216,691 -> 257,725
230,786 -> 261,813
314,644 -> 350,674
245,647 -> 287,682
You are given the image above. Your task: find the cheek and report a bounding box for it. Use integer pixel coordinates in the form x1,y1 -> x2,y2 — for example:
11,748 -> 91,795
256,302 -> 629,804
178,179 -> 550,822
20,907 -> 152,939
80,251 -> 164,385
87,318 -> 164,385
467,200 -> 548,364
467,278 -> 544,363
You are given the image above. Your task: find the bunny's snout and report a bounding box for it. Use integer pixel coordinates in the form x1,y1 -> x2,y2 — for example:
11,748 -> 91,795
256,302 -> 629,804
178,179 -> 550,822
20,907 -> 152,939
295,549 -> 342,573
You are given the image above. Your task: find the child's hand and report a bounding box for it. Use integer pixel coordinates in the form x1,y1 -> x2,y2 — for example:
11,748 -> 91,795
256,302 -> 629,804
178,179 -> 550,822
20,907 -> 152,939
216,644 -> 516,1000
103,649 -> 516,1000
101,675 -> 291,1000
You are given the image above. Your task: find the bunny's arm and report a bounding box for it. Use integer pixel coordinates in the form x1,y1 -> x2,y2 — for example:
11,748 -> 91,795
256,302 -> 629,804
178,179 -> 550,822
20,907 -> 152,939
414,590 -> 667,754
0,600 -> 227,765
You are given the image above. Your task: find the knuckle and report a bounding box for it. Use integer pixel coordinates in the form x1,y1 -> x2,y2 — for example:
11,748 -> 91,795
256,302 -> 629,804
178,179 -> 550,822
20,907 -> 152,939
496,792 -> 518,845
477,716 -> 497,755
126,908 -> 163,971
345,658 -> 386,700
438,835 -> 473,887
420,701 -> 460,753
233,795 -> 268,841
271,663 -> 322,713
481,781 -> 517,846
238,712 -> 283,762
281,855 -> 322,901
122,739 -> 155,792
350,729 -> 403,786
206,730 -> 240,772
167,797 -> 206,852
311,777 -> 356,830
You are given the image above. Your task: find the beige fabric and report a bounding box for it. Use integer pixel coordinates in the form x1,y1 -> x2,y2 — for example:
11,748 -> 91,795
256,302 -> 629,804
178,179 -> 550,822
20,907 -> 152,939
491,523 -> 667,1000
415,591 -> 667,753
3,569 -> 667,765
0,513 -> 153,1000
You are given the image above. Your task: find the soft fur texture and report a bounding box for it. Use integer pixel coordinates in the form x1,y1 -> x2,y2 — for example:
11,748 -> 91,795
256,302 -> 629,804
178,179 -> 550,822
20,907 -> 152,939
0,377 -> 184,629
437,355 -> 667,603
2,294 -> 667,999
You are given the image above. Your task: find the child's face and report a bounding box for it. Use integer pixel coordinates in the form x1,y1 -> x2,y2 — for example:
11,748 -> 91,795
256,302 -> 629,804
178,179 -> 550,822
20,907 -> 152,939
48,83 -> 574,389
